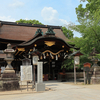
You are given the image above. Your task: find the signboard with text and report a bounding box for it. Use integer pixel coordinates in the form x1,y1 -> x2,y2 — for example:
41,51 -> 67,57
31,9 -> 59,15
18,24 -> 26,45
20,65 -> 32,81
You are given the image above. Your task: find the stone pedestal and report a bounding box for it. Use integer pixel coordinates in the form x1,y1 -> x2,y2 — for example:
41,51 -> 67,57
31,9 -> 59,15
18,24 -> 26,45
36,83 -> 45,92
91,66 -> 100,84
1,67 -> 19,90
35,62 -> 45,92
91,77 -> 100,84
1,44 -> 19,90
0,78 -> 19,91
89,48 -> 100,84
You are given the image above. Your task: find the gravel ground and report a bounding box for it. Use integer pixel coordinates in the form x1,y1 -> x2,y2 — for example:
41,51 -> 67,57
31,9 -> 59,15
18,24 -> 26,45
0,81 -> 100,100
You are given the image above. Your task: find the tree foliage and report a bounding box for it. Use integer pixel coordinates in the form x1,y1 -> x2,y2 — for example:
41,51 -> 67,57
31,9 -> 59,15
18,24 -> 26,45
62,27 -> 74,39
16,19 -> 43,25
61,57 -> 74,71
65,0 -> 100,70
62,37 -> 93,71
69,0 -> 100,53
76,0 -> 100,23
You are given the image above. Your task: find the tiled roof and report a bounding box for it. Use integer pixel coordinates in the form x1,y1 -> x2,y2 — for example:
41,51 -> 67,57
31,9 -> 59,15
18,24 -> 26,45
0,21 -> 69,42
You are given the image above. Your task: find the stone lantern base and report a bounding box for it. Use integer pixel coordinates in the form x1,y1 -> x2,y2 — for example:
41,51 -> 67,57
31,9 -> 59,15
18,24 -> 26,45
91,77 -> 100,84
91,67 -> 100,84
0,67 -> 19,91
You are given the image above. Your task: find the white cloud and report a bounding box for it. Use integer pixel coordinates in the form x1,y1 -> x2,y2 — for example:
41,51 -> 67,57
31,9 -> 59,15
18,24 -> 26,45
0,16 -> 16,22
9,1 -> 24,8
41,7 -> 69,26
41,7 -> 58,24
59,19 -> 69,26
73,31 -> 82,37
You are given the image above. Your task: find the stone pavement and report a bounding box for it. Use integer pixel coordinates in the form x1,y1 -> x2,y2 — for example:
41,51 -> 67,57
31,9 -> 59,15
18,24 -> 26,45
0,81 -> 100,100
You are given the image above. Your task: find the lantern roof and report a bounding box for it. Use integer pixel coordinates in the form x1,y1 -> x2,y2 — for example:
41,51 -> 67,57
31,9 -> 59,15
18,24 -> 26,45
69,50 -> 83,57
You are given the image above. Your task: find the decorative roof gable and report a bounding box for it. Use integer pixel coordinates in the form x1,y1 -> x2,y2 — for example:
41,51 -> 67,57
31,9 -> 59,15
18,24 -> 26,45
45,27 -> 55,35
35,29 -> 43,36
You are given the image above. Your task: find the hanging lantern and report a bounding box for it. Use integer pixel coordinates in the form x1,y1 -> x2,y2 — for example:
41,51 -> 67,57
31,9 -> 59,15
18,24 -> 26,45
30,49 -> 33,51
52,55 -> 54,59
66,50 -> 68,53
46,52 -> 49,56
34,44 -> 37,47
62,45 -> 64,48
58,54 -> 60,58
40,55 -> 43,60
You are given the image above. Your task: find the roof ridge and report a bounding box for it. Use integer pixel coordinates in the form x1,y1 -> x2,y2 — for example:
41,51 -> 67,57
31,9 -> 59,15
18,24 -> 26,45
0,21 -> 62,29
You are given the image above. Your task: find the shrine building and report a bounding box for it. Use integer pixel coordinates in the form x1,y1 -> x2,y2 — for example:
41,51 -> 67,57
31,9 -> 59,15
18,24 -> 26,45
0,21 -> 78,80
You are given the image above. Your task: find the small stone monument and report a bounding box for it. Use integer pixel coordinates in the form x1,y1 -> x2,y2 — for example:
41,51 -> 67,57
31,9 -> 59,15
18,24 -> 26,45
35,61 -> 45,92
1,43 -> 19,90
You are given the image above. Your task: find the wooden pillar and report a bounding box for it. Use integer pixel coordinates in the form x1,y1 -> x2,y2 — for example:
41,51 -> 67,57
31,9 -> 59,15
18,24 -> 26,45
83,71 -> 86,85
74,62 -> 76,84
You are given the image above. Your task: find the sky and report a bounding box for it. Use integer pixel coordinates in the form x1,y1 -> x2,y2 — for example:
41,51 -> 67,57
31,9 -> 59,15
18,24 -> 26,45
0,0 -> 87,37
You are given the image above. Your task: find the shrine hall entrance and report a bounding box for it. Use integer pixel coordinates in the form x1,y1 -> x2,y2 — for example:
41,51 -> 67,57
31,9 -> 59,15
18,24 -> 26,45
14,27 -> 76,81
43,60 -> 62,81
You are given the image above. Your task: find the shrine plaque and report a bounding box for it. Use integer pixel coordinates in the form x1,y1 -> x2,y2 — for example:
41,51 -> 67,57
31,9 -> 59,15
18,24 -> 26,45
20,65 -> 32,81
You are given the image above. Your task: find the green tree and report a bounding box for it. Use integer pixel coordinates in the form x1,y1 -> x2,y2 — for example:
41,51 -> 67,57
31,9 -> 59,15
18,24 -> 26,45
61,57 -> 74,71
62,26 -> 74,39
62,36 -> 93,71
66,0 -> 100,70
70,37 -> 92,68
76,0 -> 100,23
69,0 -> 100,54
16,19 -> 43,25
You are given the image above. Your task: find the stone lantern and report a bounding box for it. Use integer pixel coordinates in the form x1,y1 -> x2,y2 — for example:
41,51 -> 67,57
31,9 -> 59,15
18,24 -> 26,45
90,48 -> 100,84
1,43 -> 19,90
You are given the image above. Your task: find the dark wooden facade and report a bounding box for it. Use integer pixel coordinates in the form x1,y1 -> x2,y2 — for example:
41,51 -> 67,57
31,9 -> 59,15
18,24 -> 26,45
0,21 -> 77,80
